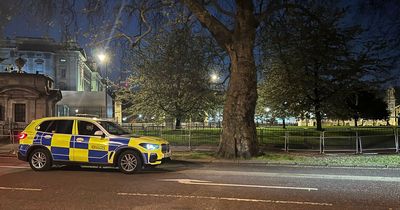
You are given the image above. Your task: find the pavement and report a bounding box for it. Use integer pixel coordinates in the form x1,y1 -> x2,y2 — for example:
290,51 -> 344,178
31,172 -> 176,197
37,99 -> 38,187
0,156 -> 399,209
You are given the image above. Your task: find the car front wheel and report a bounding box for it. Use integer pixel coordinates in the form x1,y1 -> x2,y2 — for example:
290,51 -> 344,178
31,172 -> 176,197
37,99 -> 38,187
118,150 -> 142,174
29,148 -> 52,171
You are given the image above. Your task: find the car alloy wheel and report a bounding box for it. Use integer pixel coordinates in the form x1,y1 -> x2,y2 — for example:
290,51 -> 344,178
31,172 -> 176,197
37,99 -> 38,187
29,148 -> 52,171
118,151 -> 142,174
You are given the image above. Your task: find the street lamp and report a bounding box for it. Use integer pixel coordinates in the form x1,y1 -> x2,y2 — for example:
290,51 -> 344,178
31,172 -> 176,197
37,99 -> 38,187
210,73 -> 219,82
97,52 -> 109,118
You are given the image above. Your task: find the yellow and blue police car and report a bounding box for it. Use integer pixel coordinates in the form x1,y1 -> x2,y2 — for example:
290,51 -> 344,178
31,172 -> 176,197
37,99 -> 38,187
17,117 -> 171,174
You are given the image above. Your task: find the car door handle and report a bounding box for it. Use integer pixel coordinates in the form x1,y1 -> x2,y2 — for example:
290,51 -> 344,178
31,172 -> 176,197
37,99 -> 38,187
43,135 -> 52,139
76,138 -> 84,143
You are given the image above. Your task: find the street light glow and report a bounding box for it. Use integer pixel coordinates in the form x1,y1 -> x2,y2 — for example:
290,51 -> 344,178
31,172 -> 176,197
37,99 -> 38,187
265,107 -> 271,112
211,73 -> 219,82
97,52 -> 108,63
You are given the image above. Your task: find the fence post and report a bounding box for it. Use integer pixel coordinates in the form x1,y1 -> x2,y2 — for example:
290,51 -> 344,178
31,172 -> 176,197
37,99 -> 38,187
395,127 -> 399,153
320,131 -> 325,154
284,131 -> 289,152
355,131 -> 359,154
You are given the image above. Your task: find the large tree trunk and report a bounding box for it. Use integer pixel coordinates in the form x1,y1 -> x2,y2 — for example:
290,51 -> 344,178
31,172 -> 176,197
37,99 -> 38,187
282,118 -> 286,129
315,102 -> 323,131
217,2 -> 259,159
175,118 -> 181,130
315,111 -> 322,131
181,0 -> 259,158
217,44 -> 258,158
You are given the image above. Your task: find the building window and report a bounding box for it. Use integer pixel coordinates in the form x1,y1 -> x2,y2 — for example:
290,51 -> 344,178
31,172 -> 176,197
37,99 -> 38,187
14,103 -> 26,122
0,104 -> 4,121
61,69 -> 66,78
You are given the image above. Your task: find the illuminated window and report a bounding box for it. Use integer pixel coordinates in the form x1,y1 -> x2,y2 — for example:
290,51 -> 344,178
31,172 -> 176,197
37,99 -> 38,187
14,104 -> 26,122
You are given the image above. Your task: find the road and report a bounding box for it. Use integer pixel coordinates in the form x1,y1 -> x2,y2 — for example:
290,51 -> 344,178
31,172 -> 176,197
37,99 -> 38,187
0,156 -> 399,210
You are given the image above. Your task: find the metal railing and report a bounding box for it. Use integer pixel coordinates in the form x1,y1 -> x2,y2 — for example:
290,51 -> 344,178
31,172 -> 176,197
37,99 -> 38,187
1,124 -> 399,155
121,125 -> 400,153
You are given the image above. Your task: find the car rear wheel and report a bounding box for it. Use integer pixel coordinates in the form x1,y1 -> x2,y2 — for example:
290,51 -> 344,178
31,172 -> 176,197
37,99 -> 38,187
29,148 -> 52,171
118,150 -> 142,174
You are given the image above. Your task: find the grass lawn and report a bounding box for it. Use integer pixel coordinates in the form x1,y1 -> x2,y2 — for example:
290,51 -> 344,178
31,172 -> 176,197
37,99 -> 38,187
172,151 -> 400,167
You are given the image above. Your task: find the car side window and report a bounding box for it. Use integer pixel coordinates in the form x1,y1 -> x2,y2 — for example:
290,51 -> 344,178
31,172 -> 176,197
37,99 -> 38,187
43,120 -> 73,134
78,121 -> 101,136
37,120 -> 53,132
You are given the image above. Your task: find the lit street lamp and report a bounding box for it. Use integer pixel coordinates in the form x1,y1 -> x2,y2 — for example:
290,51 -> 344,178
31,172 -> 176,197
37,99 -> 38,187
210,73 -> 219,82
97,52 -> 109,118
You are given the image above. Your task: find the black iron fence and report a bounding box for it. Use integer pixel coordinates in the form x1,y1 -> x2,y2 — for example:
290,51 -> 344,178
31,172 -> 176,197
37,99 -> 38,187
0,124 -> 26,155
121,125 -> 400,153
1,124 -> 399,155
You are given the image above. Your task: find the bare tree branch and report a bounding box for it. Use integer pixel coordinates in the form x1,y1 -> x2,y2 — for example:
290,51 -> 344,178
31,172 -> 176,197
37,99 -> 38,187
180,0 -> 233,50
207,0 -> 235,17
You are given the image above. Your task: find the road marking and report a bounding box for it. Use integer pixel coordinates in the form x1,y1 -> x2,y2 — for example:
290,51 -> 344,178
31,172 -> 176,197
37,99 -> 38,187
0,186 -> 42,191
117,192 -> 332,206
160,179 -> 318,191
0,165 -> 30,169
182,169 -> 400,182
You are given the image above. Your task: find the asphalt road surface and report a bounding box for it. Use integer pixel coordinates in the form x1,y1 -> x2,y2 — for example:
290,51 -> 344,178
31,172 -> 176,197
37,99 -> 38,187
0,156 -> 399,210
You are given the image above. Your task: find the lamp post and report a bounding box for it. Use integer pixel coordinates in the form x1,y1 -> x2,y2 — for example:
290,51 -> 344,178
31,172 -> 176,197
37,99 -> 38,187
97,52 -> 108,118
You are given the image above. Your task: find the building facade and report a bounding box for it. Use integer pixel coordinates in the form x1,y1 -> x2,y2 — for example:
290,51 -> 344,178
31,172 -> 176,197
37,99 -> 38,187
0,37 -> 112,118
0,37 -> 104,92
0,73 -> 62,128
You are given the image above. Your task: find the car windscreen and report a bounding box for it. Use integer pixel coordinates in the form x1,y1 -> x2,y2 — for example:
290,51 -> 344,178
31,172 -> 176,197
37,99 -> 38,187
98,121 -> 130,135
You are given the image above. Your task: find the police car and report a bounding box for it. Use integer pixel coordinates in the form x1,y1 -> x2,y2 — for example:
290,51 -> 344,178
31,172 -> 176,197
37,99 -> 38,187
17,117 -> 171,174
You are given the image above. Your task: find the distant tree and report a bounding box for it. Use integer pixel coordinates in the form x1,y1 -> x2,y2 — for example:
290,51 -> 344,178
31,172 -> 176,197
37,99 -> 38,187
257,63 -> 300,128
258,1 -> 393,130
118,26 -> 222,129
347,90 -> 389,126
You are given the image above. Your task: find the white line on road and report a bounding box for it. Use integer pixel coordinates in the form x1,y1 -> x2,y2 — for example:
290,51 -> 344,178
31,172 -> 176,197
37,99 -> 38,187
160,179 -> 318,191
182,169 -> 400,182
0,165 -> 30,169
117,192 -> 333,206
0,186 -> 42,191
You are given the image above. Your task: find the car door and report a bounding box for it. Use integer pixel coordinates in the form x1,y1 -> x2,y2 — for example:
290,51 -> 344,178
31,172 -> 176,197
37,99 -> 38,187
38,120 -> 74,161
71,120 -> 109,163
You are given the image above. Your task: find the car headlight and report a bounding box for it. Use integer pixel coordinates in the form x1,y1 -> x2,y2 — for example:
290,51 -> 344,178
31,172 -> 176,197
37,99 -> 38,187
139,143 -> 160,150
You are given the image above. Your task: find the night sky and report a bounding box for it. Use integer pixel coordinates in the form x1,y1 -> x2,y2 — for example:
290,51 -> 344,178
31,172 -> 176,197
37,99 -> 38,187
1,0 -> 398,83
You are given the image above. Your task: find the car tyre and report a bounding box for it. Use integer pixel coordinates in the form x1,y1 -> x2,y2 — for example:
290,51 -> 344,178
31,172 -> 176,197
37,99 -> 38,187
118,150 -> 142,174
29,148 -> 52,171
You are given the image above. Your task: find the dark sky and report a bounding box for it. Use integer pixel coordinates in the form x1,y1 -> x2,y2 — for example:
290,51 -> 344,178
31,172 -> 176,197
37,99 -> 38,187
2,0 -> 398,83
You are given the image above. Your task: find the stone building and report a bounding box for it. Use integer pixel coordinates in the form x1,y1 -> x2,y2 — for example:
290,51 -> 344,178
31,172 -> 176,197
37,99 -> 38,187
0,37 -> 113,118
0,72 -> 62,129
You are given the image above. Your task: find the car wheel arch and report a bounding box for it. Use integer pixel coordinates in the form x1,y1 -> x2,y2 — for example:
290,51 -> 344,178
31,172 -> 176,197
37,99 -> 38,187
27,145 -> 52,161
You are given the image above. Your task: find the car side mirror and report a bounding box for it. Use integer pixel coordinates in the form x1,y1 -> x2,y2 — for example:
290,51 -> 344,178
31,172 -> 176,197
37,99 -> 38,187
94,131 -> 105,138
